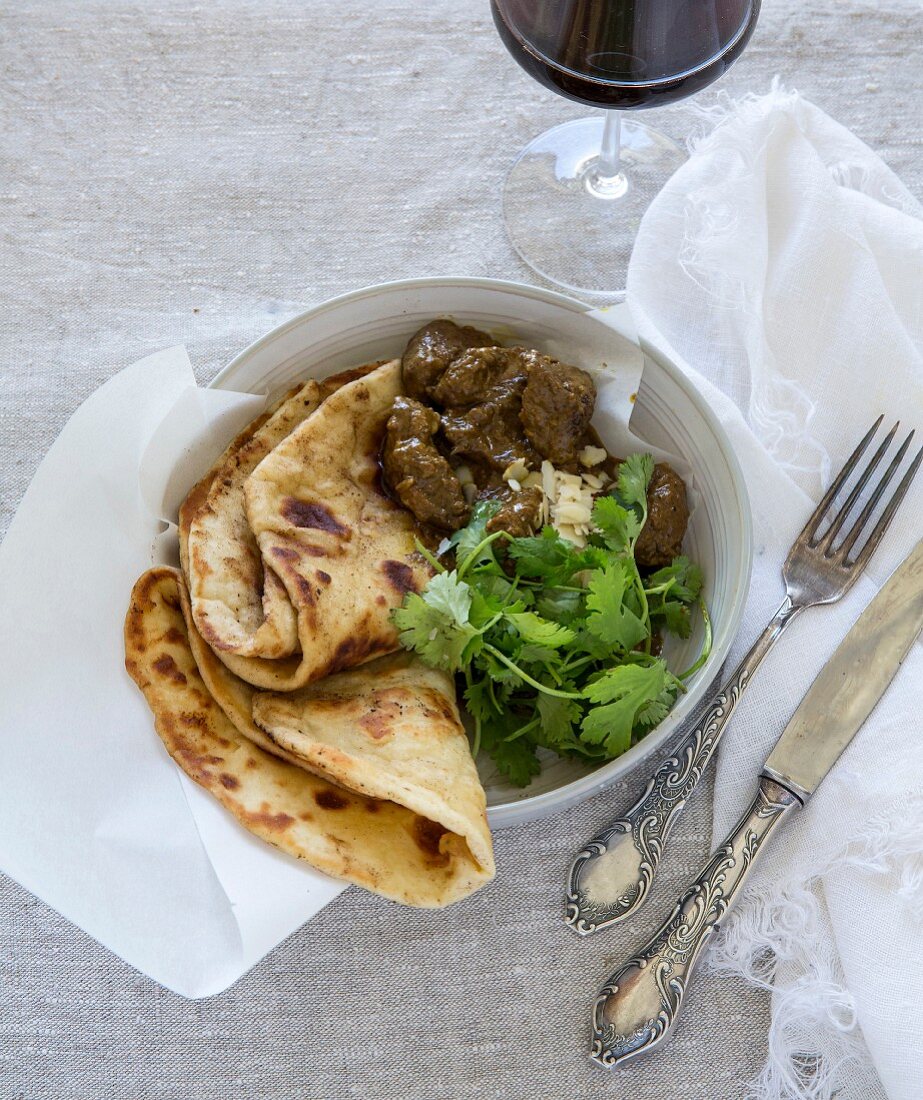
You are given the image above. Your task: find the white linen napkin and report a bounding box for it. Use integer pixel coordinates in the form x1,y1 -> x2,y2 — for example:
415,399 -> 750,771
628,86 -> 923,1100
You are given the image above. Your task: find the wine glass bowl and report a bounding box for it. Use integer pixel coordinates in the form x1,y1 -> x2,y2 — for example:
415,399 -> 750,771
491,0 -> 761,297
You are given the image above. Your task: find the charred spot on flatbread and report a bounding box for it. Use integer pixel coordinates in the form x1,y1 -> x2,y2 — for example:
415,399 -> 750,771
281,499 -> 351,536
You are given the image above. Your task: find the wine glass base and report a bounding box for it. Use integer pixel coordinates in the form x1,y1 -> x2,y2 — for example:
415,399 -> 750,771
502,116 -> 686,301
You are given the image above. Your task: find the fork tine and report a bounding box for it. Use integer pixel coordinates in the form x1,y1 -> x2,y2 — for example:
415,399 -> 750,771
843,441 -> 923,568
839,429 -> 915,559
817,421 -> 898,552
803,415 -> 883,542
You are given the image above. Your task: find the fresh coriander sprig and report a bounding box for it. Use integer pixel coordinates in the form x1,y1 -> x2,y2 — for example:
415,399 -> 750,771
392,455 -> 710,786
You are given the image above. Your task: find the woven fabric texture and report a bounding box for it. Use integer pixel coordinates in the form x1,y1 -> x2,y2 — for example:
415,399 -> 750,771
1,2 -> 920,1098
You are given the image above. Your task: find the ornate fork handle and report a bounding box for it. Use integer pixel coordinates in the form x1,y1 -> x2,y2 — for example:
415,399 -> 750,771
566,597 -> 802,935
591,776 -> 802,1068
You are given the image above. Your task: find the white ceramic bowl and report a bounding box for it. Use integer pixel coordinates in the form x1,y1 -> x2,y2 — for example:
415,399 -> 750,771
212,277 -> 752,828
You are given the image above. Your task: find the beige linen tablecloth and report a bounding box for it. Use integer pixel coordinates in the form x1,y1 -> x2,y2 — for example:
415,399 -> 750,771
1,2 -> 920,1097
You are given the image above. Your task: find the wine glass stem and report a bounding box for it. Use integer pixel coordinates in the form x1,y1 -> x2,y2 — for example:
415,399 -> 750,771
585,111 -> 628,200
599,110 -> 622,177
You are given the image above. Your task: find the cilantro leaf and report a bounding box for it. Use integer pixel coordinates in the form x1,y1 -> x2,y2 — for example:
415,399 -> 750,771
536,693 -> 583,749
569,628 -> 613,662
469,586 -> 527,630
573,543 -> 612,572
468,586 -> 501,629
449,499 -> 501,564
580,707 -> 631,757
584,659 -> 667,706
476,573 -> 519,604
534,587 -> 583,624
506,527 -> 584,584
591,495 -> 641,554
391,571 -> 477,672
682,562 -> 705,601
581,661 -> 667,756
424,569 -> 472,620
516,643 -> 563,667
635,685 -> 677,730
616,453 -> 654,511
491,739 -> 542,787
478,647 -> 526,685
657,599 -> 692,638
505,611 -> 576,649
646,556 -> 704,603
480,715 -> 542,787
585,562 -> 648,652
463,676 -> 498,723
673,567 -> 708,602
468,574 -> 532,625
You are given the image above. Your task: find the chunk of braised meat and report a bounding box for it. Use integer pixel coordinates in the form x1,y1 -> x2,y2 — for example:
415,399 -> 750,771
479,484 -> 544,539
441,381 -> 540,472
382,397 -> 470,532
430,346 -> 526,407
438,346 -> 539,472
520,357 -> 595,467
401,320 -> 496,402
634,462 -> 690,570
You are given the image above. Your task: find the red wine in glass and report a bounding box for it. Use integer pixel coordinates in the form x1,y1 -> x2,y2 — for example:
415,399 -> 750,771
490,0 -> 760,295
492,0 -> 759,110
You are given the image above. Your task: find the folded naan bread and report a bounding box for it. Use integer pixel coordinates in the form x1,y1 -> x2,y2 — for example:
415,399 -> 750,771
176,573 -> 292,756
243,359 -> 433,687
178,363 -> 386,690
180,379 -> 331,660
251,654 -> 495,883
125,568 -> 494,907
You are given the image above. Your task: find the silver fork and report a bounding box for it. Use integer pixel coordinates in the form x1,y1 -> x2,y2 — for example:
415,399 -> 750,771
566,416 -> 923,935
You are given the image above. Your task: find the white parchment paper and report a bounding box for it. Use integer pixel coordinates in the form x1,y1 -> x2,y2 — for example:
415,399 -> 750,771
0,347 -> 343,997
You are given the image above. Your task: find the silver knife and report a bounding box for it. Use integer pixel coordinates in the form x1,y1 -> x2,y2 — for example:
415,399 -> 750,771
591,536 -> 923,1069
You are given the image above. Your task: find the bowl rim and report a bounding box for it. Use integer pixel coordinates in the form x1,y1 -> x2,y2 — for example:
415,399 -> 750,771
210,275 -> 753,823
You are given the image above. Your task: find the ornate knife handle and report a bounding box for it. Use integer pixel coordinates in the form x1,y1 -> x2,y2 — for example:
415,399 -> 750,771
567,598 -> 801,935
591,776 -> 801,1069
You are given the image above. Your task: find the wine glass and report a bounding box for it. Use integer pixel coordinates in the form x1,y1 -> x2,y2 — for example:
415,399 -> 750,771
491,0 -> 761,298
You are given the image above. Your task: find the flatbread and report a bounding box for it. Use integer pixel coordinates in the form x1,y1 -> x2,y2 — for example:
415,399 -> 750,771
243,359 -> 433,687
178,361 -> 387,691
180,380 -> 325,660
180,576 -> 493,887
177,576 -> 282,753
251,656 -> 495,885
125,568 -> 495,907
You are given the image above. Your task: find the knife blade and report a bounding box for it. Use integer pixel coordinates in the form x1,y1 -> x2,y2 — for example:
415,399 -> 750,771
763,535 -> 923,800
591,536 -> 923,1070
